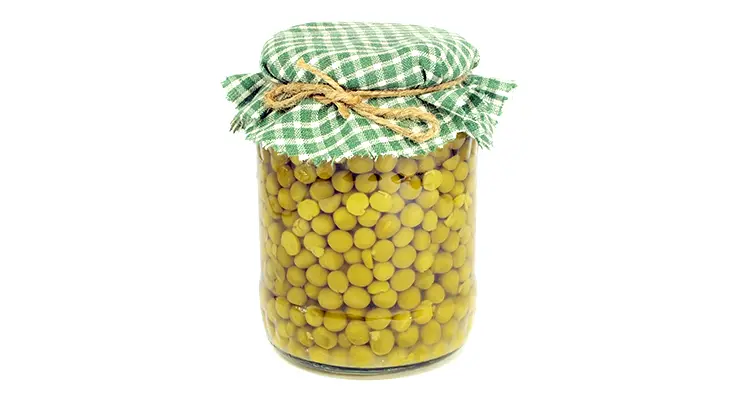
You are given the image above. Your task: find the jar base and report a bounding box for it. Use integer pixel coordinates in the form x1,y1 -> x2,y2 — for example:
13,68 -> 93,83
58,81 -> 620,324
273,346 -> 460,376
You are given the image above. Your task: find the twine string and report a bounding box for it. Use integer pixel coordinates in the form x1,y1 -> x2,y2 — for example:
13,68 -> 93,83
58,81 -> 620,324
263,58 -> 467,143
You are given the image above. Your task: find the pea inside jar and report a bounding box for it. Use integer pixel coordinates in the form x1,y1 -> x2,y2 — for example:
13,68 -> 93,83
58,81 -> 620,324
259,134 -> 477,370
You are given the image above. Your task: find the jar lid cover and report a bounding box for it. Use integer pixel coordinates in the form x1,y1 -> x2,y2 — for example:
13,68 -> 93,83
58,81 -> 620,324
223,22 -> 516,164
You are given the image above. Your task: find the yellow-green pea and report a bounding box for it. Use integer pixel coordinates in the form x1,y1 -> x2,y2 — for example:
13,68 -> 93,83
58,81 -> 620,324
297,328 -> 314,347
277,165 -> 296,188
454,296 -> 470,320
347,157 -> 374,174
294,163 -> 317,185
415,270 -> 435,290
293,249 -> 316,269
388,194 -> 406,214
378,172 -> 401,193
420,320 -> 442,345
392,246 -> 417,269
373,262 -> 395,281
305,306 -> 325,327
400,203 -> 424,228
357,208 -> 381,227
386,347 -> 409,366
450,182 -> 466,197
369,191 -> 393,212
343,286 -> 371,309
452,193 -> 466,209
265,172 -> 281,195
355,173 -> 378,193
290,156 -> 302,166
371,240 -> 395,262
452,245 -> 467,268
319,193 -> 342,213
279,248 -> 294,268
433,252 -> 453,274
435,299 -> 455,324
395,158 -> 418,177
308,346 -> 330,363
290,181 -> 308,202
422,169 -> 443,191
327,230 -> 353,253
414,250 -> 434,272
422,211 -> 438,232
353,228 -> 376,249
280,231 -> 301,256
361,249 -> 374,269
430,223 -> 450,244
311,214 -> 335,235
392,227 -> 414,248
439,270 -> 460,295
416,189 -> 439,210
398,177 -> 422,200
441,154 -> 461,171
330,347 -> 349,365
277,189 -> 297,210
369,329 -> 395,356
442,231 -> 460,252
332,207 -> 357,231
372,289 -> 398,308
289,306 -> 306,327
317,288 -> 343,310
428,243 -> 440,254
264,298 -> 278,323
418,155 -> 436,172
438,169 -> 455,193
365,308 -> 391,330
275,297 -> 291,319
304,283 -> 321,300
309,180 -> 334,201
331,171 -> 354,193
390,269 -> 415,292
312,326 -> 337,349
349,345 -> 375,367
306,264 -> 329,287
338,332 -> 352,349
397,286 -> 421,310
291,217 -> 311,237
367,280 -> 390,294
374,155 -> 398,172
425,283 -> 446,303
267,222 -> 282,245
412,229 -> 431,251
344,248 -> 362,264
287,340 -> 306,359
279,211 -> 295,229
327,270 -> 349,294
267,196 -> 282,214
323,310 -> 348,332
391,311 -> 412,333
345,320 -> 370,345
413,301 -> 434,325
434,195 -> 454,218
303,233 -> 326,257
315,162 -> 335,179
272,277 -> 291,297
458,262 -> 473,282
441,318 -> 459,341
345,307 -> 367,321
397,325 -> 419,348
286,287 -> 308,306
374,214 -> 401,239
286,266 -> 307,287
347,264 -> 374,287
345,192 -> 369,216
319,248 -> 344,270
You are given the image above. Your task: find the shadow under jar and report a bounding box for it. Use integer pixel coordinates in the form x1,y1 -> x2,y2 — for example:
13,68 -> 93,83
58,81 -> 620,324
257,134 -> 478,373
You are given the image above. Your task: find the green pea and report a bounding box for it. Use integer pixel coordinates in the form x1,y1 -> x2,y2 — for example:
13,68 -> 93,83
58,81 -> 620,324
311,214 -> 335,235
378,172 -> 401,193
286,287 -> 308,306
318,193 -> 342,213
357,208 -> 381,227
304,307 -> 324,327
390,310 -> 412,333
347,264 -> 374,288
286,266 -> 307,287
353,227 -> 377,249
397,286 -> 421,310
280,231 -> 301,256
422,169 -> 443,191
345,192 -> 369,216
367,280 -> 390,294
274,297 -> 291,319
372,289 -> 398,309
319,248 -> 344,270
294,163 -> 317,185
392,227 -> 415,247
390,269 -> 416,292
327,230 -> 353,253
414,250 -> 434,272
327,270 -> 349,294
355,173 -> 378,193
425,283 -> 446,303
347,157 -> 374,174
373,262 -> 395,281
435,299 -> 456,324
309,180 -> 335,201
369,329 -> 395,356
412,229 -> 431,251
369,191 -> 393,212
312,326 -> 337,349
412,301 -> 434,325
374,214 -> 401,239
420,320 -> 442,345
293,249 -> 316,269
397,325 -> 419,348
302,233 -> 326,257
318,288 -> 343,310
343,286 -> 371,309
433,252 -> 453,274
395,158 -> 418,177
331,171 -> 354,193
398,177 -> 422,200
315,161 -> 335,180
392,246 -> 417,269
371,240 -> 395,262
374,155 -> 397,172
399,203 -> 424,228
323,310 -> 348,332
345,320 -> 370,345
304,283 -> 321,300
439,270 -> 460,295
332,207 -> 357,231
349,345 -> 375,367
306,264 -> 329,287
415,270 -> 435,290
289,181 -> 308,202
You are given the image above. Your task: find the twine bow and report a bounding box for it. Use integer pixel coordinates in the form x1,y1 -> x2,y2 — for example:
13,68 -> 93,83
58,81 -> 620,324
263,59 -> 467,143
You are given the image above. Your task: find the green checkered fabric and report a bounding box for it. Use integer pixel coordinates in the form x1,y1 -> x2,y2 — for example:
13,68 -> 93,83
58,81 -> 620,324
223,22 -> 516,164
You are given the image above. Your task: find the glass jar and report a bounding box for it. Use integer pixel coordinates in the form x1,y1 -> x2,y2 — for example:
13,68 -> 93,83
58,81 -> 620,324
256,134 -> 478,373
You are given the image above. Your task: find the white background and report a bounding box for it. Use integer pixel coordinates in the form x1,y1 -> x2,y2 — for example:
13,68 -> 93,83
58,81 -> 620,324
1,1 -> 749,393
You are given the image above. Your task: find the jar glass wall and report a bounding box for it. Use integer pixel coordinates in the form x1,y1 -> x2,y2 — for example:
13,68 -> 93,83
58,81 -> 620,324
257,134 -> 478,373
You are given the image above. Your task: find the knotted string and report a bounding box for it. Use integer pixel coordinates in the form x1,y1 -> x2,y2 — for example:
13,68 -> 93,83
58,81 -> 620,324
263,58 -> 467,143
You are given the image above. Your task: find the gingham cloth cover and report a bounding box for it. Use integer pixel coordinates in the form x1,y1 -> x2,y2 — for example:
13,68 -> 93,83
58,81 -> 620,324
223,22 -> 516,164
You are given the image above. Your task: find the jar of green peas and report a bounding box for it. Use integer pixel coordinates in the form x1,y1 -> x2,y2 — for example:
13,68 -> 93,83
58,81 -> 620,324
223,22 -> 515,374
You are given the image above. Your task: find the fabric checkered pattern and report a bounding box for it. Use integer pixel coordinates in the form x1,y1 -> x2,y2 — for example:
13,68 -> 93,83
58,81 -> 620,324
223,22 -> 516,164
